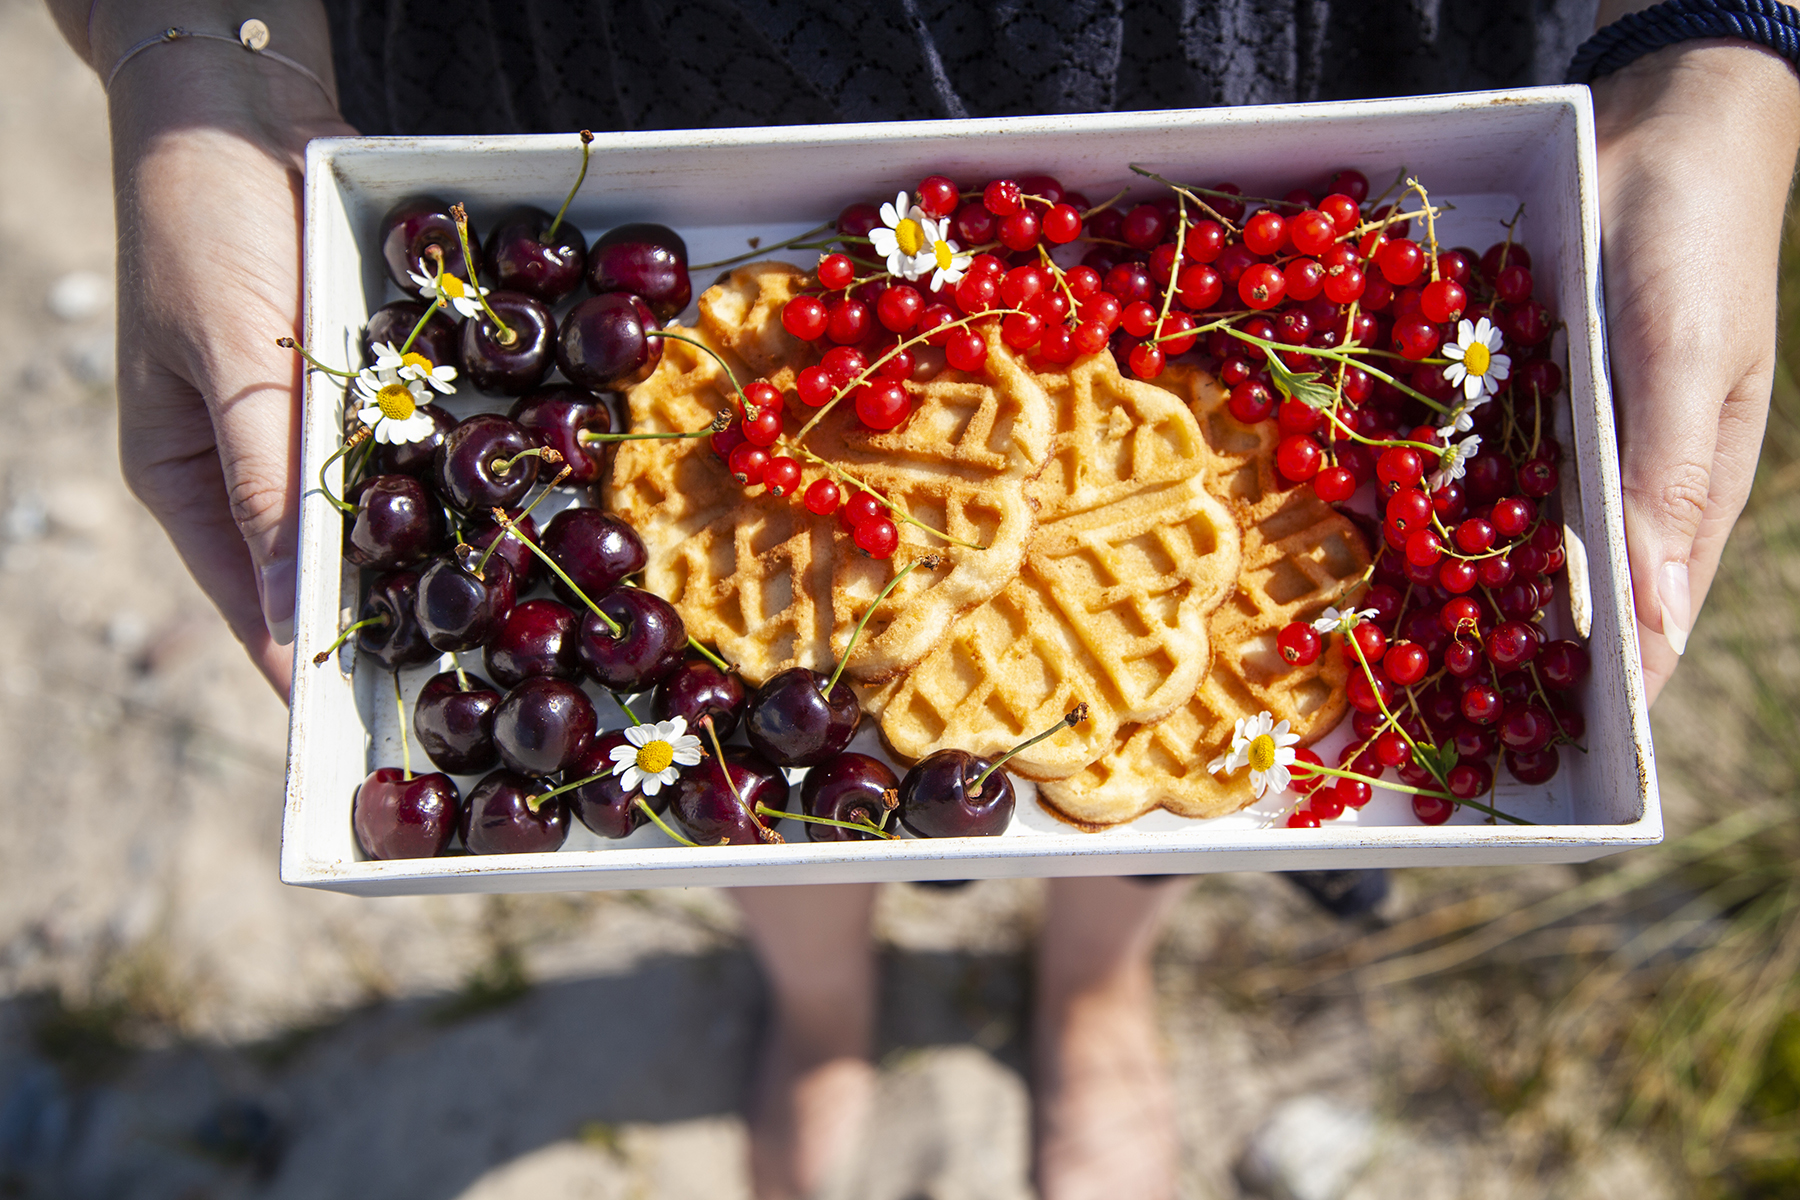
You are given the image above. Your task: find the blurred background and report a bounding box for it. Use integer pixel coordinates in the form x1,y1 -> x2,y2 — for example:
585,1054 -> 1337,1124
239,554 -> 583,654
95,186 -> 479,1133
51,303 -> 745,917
1,1 -> 1795,1196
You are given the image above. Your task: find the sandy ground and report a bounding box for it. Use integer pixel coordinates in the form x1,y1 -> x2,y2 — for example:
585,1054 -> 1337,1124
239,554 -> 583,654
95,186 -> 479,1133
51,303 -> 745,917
0,2 -> 1699,1196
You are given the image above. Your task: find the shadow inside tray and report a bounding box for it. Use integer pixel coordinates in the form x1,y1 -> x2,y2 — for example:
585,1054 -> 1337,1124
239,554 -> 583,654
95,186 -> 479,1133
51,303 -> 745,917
0,946 -> 1031,1199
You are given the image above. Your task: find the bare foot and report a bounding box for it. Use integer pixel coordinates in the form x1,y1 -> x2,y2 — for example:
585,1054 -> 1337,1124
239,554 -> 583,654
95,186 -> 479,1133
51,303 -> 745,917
1032,971 -> 1179,1200
746,1021 -> 876,1200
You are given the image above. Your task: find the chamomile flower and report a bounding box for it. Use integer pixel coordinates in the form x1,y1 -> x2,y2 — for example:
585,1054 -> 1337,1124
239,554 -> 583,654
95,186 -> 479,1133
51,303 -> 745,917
408,260 -> 489,320
609,716 -> 705,797
868,191 -> 935,280
1207,710 -> 1300,800
921,220 -> 972,291
369,340 -> 458,395
353,367 -> 437,445
1311,606 -> 1380,634
1428,433 -> 1482,492
1442,317 -> 1511,401
1437,395 -> 1485,438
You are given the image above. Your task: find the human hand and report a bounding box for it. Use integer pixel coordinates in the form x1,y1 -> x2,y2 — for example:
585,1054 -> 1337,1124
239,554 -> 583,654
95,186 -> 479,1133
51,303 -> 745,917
75,2 -> 354,696
1591,40 -> 1799,705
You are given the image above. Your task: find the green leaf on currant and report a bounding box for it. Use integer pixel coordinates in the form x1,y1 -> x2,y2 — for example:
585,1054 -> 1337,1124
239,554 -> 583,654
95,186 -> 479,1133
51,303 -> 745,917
1262,347 -> 1336,411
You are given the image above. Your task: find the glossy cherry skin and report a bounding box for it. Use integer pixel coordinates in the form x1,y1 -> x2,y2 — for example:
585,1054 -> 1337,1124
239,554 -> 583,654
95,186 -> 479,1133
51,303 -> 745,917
557,293 -> 662,391
485,206 -> 588,305
363,299 -> 460,369
460,292 -> 557,395
356,569 -> 439,670
484,598 -> 582,687
436,414 -> 540,514
415,551 -> 517,653
652,655 -> 747,740
345,474 -> 446,569
897,749 -> 1015,838
588,223 -> 691,320
465,510 -> 541,591
492,676 -> 596,777
671,745 -> 788,846
380,196 -> 479,295
510,386 -> 612,487
368,405 -> 457,479
542,508 -> 648,606
578,588 -> 687,692
800,752 -> 897,842
744,667 -> 859,768
353,767 -> 461,859
412,670 -> 502,775
563,731 -> 667,839
460,769 -> 569,854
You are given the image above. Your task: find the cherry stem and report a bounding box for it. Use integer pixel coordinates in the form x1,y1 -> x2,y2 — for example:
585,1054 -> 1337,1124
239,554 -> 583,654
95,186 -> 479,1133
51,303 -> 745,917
449,202 -> 516,346
755,803 -> 894,840
544,130 -> 593,243
455,664 -> 470,691
580,418 -> 724,444
489,506 -> 625,636
490,446 -> 563,475
636,796 -> 700,847
316,427 -> 371,514
687,638 -> 731,673
1290,761 -> 1533,826
312,613 -> 386,664
393,669 -> 412,781
699,715 -> 763,838
526,767 -> 609,811
474,465 -> 569,575
826,555 -> 941,695
689,219 -> 838,271
277,336 -> 359,379
643,330 -> 751,410
970,704 -> 1089,796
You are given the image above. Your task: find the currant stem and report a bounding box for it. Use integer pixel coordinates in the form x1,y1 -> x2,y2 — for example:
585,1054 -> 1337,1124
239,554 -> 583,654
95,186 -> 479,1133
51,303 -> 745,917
1289,762 -> 1534,826
689,220 -> 837,271
644,330 -> 751,410
686,638 -> 731,673
1155,197 -> 1188,329
1124,166 -> 1242,229
1346,628 -> 1446,789
787,448 -> 985,551
450,203 -> 517,346
637,796 -> 699,847
1227,326 -> 1450,415
544,130 -> 593,244
489,506 -> 624,636
826,555 -> 942,695
970,704 -> 1090,796
277,337 -> 360,379
393,669 -> 412,781
316,427 -> 371,514
311,614 -> 388,665
755,803 -> 894,840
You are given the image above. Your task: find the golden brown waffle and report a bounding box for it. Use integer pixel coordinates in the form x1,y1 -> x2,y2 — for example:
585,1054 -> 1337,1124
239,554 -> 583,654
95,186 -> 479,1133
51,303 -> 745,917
1035,365 -> 1369,825
866,345 -> 1243,780
608,264 -> 1047,686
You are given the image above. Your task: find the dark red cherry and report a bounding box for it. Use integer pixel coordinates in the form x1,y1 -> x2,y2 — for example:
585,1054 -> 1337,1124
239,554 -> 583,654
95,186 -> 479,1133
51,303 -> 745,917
356,569 -> 439,670
380,196 -> 479,296
670,745 -> 787,846
415,550 -> 517,653
492,676 -> 596,777
464,510 -> 541,591
368,405 -> 457,479
460,769 -> 569,854
897,748 -> 1014,838
588,222 -> 691,319
460,292 -> 556,395
344,474 -> 447,570
652,655 -> 747,740
484,206 -> 588,305
435,414 -> 540,514
800,752 -> 898,842
363,299 -> 460,369
353,767 -> 461,859
562,730 -> 665,839
542,508 -> 648,606
509,386 -> 612,487
557,293 -> 662,391
743,667 -> 859,768
484,598 -> 582,687
412,670 -> 502,775
578,588 -> 687,692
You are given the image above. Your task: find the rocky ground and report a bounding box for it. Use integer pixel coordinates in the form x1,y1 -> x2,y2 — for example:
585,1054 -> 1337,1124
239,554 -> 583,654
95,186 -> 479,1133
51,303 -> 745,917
0,1 -> 1756,1196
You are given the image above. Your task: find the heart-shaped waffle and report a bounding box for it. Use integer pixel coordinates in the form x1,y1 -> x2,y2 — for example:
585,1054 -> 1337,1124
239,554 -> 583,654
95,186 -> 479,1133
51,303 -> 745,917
1035,365 -> 1370,825
865,344 -> 1243,780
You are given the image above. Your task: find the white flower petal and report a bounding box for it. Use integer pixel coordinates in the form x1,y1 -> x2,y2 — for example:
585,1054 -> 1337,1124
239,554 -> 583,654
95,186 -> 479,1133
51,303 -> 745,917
624,724 -> 651,748
610,744 -> 638,765
640,772 -> 664,797
617,764 -> 644,793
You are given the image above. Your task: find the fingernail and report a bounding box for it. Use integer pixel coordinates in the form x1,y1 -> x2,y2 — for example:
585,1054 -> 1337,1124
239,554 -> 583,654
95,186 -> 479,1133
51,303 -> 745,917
260,559 -> 297,646
1658,560 -> 1691,656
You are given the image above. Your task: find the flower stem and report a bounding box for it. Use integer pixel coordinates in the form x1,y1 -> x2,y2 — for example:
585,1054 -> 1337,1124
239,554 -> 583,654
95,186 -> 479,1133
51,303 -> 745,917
826,555 -> 942,694
450,203 -> 516,346
544,130 -> 593,243
488,506 -> 624,636
395,299 -> 446,357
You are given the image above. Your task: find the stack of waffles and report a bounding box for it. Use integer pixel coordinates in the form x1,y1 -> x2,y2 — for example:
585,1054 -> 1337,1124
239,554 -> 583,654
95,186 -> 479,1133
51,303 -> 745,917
607,262 -> 1370,828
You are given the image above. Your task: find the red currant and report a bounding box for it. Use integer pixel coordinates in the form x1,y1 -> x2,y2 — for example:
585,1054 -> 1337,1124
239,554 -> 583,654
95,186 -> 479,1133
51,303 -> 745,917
998,210 -> 1041,251
762,455 -> 802,497
1127,343 -> 1165,379
1291,748 -> 1326,795
1412,791 -> 1455,826
1277,621 -> 1322,666
1042,202 -> 1083,243
841,490 -> 883,530
728,443 -> 770,486
1239,263 -> 1286,310
1419,278 -> 1466,323
1286,809 -> 1322,829
1121,204 -> 1169,249
983,179 -> 1023,216
1176,264 -> 1223,310
945,329 -> 988,372
782,295 -> 828,340
742,406 -> 783,447
1383,640 -> 1429,686
1276,434 -> 1322,482
1183,220 -> 1226,262
1376,447 -> 1424,488
1284,258 -> 1325,302
1312,465 -> 1356,503
855,381 -> 911,430
803,477 -> 841,515
955,272 -> 999,315
1310,789 -> 1346,821
916,175 -> 960,218
1243,210 -> 1287,255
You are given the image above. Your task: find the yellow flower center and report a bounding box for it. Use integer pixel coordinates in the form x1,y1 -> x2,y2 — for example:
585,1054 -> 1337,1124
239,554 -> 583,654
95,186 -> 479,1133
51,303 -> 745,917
1463,341 -> 1491,376
401,352 -> 435,376
636,740 -> 675,775
934,240 -> 954,271
375,383 -> 416,421
1248,734 -> 1278,773
895,218 -> 924,257
439,274 -> 467,300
